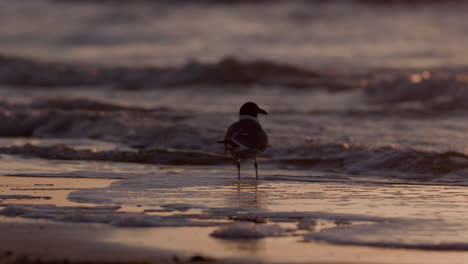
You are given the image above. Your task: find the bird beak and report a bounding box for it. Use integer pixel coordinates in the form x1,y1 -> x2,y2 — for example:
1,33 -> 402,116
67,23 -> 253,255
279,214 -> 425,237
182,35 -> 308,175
259,108 -> 268,115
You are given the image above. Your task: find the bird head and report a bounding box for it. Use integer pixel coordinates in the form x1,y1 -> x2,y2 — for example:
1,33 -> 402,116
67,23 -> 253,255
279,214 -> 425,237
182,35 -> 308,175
239,102 -> 268,118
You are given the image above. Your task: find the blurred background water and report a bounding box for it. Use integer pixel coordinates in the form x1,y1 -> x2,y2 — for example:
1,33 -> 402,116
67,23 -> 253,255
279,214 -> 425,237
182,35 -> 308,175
2,0 -> 468,255
1,0 -> 468,69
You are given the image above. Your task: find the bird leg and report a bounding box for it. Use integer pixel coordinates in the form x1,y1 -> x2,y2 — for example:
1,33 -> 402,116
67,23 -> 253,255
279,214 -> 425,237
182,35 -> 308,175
254,158 -> 258,180
237,159 -> 241,180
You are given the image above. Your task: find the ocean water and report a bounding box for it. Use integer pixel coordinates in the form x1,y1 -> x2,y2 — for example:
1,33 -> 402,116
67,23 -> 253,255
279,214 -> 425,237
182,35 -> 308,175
2,0 -> 468,261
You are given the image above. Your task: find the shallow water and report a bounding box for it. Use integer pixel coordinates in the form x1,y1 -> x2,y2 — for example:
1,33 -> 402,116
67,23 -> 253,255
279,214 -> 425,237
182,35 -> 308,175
2,72 -> 468,258
2,156 -> 468,254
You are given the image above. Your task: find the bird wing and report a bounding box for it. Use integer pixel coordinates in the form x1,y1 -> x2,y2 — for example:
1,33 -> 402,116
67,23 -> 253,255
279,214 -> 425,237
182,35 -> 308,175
224,120 -> 268,152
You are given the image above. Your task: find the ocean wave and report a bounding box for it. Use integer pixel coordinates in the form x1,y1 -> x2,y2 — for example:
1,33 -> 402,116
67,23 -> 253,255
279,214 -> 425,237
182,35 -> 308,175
2,97 -> 468,183
0,54 -> 113,87
274,143 -> 468,183
0,54 -> 358,90
0,101 -> 205,148
29,98 -> 153,112
365,70 -> 468,111
0,144 -> 231,166
2,142 -> 468,184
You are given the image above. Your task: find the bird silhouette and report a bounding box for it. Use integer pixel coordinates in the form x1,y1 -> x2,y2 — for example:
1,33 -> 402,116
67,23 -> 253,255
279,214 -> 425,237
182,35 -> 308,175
218,102 -> 268,180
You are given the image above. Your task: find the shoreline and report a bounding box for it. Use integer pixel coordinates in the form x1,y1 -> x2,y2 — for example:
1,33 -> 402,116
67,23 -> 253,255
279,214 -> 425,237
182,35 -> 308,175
2,176 -> 468,264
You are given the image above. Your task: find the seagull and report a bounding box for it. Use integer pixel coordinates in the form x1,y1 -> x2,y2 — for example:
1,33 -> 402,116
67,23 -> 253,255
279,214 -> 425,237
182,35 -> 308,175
218,102 -> 268,180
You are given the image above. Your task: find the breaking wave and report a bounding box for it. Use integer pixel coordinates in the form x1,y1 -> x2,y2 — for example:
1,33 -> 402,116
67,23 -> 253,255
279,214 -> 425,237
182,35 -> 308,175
5,54 -> 468,112
275,143 -> 468,184
0,54 -> 357,90
2,142 -> 468,184
2,97 -> 468,183
365,70 -> 468,111
0,98 -> 206,149
0,144 -> 230,166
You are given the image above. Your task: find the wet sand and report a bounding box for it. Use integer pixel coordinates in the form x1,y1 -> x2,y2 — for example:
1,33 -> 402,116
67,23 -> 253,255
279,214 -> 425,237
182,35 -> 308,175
0,176 -> 117,207
1,217 -> 468,264
0,176 -> 188,264
0,217 -> 181,264
1,176 -> 468,264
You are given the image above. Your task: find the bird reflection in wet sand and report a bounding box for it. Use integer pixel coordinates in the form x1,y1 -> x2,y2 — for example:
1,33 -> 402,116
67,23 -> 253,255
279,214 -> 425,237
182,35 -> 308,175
224,180 -> 265,209
218,102 -> 268,180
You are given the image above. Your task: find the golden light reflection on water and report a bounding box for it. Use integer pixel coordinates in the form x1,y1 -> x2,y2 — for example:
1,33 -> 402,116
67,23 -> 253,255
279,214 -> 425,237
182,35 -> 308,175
0,176 -> 117,207
103,226 -> 468,264
4,174 -> 468,223
161,180 -> 468,221
226,180 -> 265,209
3,172 -> 468,264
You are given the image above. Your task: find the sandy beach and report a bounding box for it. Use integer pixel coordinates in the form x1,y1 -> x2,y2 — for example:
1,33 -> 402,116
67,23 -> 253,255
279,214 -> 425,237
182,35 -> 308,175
1,174 -> 468,264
